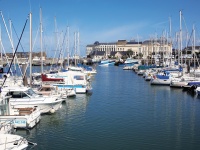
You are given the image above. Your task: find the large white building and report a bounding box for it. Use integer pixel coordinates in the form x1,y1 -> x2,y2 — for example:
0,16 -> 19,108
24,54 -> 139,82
142,39 -> 173,59
86,39 -> 172,59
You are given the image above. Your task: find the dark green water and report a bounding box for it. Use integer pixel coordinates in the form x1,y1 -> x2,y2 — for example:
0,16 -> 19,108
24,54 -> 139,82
17,66 -> 200,150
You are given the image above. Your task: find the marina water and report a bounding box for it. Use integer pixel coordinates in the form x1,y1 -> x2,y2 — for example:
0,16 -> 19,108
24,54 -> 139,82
16,65 -> 200,150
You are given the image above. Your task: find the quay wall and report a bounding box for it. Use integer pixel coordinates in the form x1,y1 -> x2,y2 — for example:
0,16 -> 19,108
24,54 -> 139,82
0,58 -> 59,66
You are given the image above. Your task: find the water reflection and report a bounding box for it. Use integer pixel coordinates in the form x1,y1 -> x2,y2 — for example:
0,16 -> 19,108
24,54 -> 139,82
65,94 -> 91,117
144,85 -> 200,149
15,94 -> 91,145
11,66 -> 200,149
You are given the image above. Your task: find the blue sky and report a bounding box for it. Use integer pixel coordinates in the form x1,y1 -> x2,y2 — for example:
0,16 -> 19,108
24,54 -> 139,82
0,0 -> 199,57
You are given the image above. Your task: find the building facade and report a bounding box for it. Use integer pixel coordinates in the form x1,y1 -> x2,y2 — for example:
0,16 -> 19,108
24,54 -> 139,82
142,39 -> 173,59
86,39 -> 172,59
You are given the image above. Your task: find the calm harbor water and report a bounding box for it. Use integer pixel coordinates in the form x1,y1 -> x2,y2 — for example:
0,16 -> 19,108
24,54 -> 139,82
16,65 -> 200,150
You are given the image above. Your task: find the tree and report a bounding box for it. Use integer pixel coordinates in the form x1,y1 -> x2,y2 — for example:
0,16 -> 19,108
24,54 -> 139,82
127,49 -> 133,57
138,53 -> 143,59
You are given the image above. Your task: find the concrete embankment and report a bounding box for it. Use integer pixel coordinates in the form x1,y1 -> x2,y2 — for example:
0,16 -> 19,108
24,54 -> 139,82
1,58 -> 59,66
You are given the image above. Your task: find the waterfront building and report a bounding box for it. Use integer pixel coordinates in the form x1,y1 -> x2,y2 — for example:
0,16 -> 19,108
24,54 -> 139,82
86,40 -> 142,59
86,44 -> 94,56
182,46 -> 200,57
142,38 -> 172,59
86,38 -> 171,60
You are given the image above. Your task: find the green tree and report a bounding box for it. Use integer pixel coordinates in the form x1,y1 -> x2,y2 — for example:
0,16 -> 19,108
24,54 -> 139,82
138,53 -> 143,59
127,49 -> 133,57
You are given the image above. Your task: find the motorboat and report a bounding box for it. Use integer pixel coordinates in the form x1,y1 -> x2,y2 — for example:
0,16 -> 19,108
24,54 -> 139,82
150,71 -> 172,85
99,59 -> 115,66
0,95 -> 41,128
170,78 -> 188,88
36,84 -> 63,97
182,81 -> 200,91
1,86 -> 63,114
124,58 -> 139,65
137,70 -> 145,76
144,72 -> 153,81
66,88 -> 76,97
83,66 -> 97,75
123,66 -> 134,70
52,71 -> 89,94
34,70 -> 89,94
36,84 -> 76,99
41,73 -> 64,82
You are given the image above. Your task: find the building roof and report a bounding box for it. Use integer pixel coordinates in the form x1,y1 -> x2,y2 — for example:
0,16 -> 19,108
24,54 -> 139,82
184,46 -> 200,50
89,50 -> 105,56
86,44 -> 95,47
127,41 -> 142,44
98,42 -> 117,45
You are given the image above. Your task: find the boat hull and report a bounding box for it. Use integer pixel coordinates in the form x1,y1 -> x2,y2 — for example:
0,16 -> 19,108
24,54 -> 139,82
54,84 -> 87,94
9,100 -> 62,114
150,75 -> 171,85
0,114 -> 41,128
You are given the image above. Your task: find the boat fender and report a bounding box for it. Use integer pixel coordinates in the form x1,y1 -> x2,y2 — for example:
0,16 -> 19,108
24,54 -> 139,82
50,108 -> 55,114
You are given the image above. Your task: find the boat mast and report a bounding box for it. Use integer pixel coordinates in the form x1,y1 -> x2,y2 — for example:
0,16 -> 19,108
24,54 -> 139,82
0,24 -> 2,67
74,31 -> 77,66
169,16 -> 172,65
193,24 -> 196,70
106,42 -> 108,59
9,19 -> 17,73
29,12 -> 32,87
180,10 -> 183,66
176,32 -> 179,65
162,32 -> 165,66
0,12 -> 16,76
67,26 -> 70,66
40,7 -> 43,73
77,31 -> 80,64
137,34 -> 139,58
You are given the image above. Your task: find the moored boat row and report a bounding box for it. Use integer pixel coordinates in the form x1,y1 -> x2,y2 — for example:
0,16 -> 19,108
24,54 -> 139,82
0,63 -> 97,149
132,64 -> 200,96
